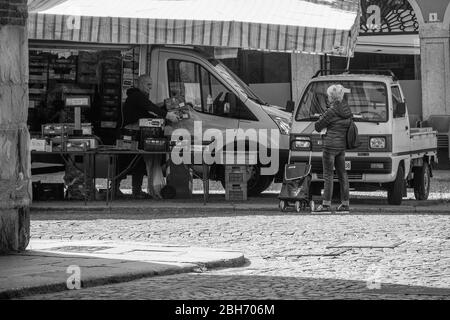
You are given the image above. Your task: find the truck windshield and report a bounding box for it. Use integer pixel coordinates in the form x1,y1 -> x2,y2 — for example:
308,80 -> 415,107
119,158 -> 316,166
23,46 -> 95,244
295,81 -> 388,122
208,58 -> 269,106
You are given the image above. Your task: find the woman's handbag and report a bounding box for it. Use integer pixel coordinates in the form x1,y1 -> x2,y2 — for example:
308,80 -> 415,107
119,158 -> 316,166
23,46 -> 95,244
346,119 -> 360,149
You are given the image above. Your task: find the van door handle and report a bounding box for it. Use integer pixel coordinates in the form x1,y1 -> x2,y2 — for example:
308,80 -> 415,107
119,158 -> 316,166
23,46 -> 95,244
405,126 -> 409,130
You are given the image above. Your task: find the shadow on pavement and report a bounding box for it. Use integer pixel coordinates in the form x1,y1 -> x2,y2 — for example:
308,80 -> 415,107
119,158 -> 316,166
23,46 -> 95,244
19,273 -> 450,300
0,250 -> 199,300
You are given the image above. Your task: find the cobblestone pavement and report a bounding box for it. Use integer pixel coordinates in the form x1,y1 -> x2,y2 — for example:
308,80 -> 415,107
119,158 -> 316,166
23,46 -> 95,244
26,209 -> 450,299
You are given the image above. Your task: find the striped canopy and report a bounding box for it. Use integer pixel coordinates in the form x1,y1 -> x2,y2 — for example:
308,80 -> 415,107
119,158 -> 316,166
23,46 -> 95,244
28,0 -> 361,56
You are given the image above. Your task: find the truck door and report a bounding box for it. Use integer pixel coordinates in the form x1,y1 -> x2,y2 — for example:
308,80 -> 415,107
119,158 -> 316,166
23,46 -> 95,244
156,50 -> 239,142
391,85 -> 410,158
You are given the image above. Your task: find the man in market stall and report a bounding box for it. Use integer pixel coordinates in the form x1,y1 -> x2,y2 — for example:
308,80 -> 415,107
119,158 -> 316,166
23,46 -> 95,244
116,74 -> 178,199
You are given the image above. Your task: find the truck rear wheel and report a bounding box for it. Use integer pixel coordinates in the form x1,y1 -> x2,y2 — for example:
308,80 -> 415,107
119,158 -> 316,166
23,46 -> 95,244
387,166 -> 405,205
413,162 -> 430,200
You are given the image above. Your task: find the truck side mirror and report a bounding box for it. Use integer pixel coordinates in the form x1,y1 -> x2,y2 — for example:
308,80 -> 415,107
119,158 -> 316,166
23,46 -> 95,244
285,100 -> 295,113
395,102 -> 406,117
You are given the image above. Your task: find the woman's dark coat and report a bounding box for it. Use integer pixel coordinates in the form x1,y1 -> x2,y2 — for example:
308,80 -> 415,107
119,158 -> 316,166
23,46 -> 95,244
314,101 -> 352,151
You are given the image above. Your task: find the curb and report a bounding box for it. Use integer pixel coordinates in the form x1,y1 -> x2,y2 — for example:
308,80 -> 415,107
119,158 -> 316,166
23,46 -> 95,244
0,254 -> 246,299
30,204 -> 450,215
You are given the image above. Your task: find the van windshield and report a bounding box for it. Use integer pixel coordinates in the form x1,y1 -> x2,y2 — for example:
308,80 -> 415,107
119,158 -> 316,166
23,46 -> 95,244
208,58 -> 269,106
295,81 -> 388,122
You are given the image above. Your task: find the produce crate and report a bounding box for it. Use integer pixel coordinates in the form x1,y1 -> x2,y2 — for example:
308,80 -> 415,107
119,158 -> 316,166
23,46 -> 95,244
225,183 -> 247,201
225,165 -> 247,184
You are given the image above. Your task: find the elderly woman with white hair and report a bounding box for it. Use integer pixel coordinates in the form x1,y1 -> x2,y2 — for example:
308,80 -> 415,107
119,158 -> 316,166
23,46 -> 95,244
313,84 -> 353,213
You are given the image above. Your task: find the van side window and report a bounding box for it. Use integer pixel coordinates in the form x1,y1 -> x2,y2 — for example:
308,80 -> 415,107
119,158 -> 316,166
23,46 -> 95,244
167,59 -> 256,120
199,67 -> 257,121
391,86 -> 404,118
199,66 -> 235,117
167,60 -> 202,110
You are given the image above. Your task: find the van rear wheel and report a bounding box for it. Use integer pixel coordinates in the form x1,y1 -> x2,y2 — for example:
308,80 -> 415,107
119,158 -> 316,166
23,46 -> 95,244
413,162 -> 430,200
246,165 -> 274,196
387,166 -> 405,205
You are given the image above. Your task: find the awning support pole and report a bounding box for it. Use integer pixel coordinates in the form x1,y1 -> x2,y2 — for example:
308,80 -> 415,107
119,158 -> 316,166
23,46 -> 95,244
345,31 -> 352,71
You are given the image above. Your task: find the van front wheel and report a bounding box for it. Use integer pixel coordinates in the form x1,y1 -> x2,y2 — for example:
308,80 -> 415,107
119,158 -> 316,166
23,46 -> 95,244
387,166 -> 405,205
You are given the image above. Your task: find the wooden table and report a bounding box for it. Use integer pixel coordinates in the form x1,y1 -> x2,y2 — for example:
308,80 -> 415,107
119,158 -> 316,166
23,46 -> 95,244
32,147 -> 212,205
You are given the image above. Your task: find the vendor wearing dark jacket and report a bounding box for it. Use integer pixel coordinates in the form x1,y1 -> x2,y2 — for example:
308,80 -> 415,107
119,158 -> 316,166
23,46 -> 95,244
122,87 -> 167,127
116,74 -> 178,199
313,84 -> 352,213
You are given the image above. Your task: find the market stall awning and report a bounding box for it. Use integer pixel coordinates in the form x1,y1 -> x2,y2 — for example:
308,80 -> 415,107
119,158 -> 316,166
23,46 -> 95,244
27,0 -> 361,56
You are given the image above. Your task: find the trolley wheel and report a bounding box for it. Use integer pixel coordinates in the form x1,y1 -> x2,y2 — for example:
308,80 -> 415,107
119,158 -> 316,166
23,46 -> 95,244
279,200 -> 288,212
295,201 -> 301,213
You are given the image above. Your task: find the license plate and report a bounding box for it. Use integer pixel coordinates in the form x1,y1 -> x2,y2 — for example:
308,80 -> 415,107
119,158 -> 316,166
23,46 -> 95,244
345,161 -> 351,170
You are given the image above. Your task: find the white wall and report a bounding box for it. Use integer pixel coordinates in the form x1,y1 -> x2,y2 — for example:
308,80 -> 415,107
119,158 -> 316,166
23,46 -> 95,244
290,53 -> 321,105
399,80 -> 422,117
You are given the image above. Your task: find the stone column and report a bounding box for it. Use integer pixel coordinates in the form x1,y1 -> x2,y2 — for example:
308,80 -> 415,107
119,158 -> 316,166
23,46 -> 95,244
0,0 -> 31,253
419,24 -> 450,119
290,53 -> 321,105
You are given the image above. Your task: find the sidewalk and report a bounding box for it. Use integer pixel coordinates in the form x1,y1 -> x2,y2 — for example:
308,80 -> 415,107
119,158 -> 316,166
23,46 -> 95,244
0,239 -> 245,299
30,170 -> 450,215
30,194 -> 450,215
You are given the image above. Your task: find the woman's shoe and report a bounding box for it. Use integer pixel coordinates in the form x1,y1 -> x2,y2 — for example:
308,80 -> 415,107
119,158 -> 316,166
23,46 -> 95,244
312,204 -> 332,214
336,204 -> 350,213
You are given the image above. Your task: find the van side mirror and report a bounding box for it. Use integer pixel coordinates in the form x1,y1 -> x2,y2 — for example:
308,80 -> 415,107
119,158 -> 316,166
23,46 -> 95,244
285,100 -> 295,113
225,92 -> 238,115
395,102 -> 406,117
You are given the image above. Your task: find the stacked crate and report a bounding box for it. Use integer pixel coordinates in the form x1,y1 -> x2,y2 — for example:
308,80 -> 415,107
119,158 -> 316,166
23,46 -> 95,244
77,51 -> 99,84
28,51 -> 48,130
97,51 -> 122,144
121,47 -> 140,104
225,165 -> 248,201
48,54 -> 77,82
28,51 -> 48,105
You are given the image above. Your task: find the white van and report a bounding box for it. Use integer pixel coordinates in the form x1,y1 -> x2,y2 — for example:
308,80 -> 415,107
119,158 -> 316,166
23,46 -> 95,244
290,70 -> 438,205
147,45 -> 291,195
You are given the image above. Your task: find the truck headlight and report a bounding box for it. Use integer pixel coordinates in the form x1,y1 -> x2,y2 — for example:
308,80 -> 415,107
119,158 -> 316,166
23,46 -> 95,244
370,137 -> 386,149
270,116 -> 291,135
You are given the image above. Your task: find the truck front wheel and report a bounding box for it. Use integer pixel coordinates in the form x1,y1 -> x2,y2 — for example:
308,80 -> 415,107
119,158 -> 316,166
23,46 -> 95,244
387,166 -> 405,205
413,162 -> 430,200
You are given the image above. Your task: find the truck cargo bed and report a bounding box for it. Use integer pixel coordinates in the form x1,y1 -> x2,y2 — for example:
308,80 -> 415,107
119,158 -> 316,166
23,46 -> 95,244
410,127 -> 437,156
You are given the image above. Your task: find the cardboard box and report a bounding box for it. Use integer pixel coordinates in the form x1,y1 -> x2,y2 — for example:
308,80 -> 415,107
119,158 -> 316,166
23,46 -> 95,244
42,123 -> 92,136
116,139 -> 139,150
139,118 -> 165,128
30,138 -> 47,151
68,138 -> 98,149
65,140 -> 88,151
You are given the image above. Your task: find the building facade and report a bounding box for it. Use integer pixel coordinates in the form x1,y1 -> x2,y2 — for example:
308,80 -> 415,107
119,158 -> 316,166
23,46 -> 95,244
292,0 -> 450,122
224,0 -> 450,124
